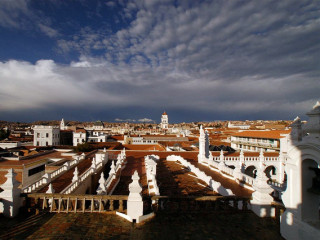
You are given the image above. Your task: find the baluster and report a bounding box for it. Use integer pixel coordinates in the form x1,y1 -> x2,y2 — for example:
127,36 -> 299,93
242,199 -> 248,210
34,197 -> 40,214
99,199 -> 102,212
119,200 -> 123,212
82,198 -> 86,212
42,197 -> 47,209
74,198 -> 78,213
66,198 -> 70,213
110,200 -> 114,211
91,198 -> 94,212
58,198 -> 62,213
50,197 -> 54,212
233,199 -> 238,209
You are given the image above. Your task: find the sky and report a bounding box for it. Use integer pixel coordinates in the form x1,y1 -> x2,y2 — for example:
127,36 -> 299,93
0,0 -> 319,123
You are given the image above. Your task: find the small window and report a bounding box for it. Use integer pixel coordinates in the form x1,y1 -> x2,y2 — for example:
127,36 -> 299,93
46,133 -> 49,138
37,133 -> 40,138
28,164 -> 45,176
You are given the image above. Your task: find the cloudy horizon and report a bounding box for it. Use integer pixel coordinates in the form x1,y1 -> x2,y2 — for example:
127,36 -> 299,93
0,0 -> 319,123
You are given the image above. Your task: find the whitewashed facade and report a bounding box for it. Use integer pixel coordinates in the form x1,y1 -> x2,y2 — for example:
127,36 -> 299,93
33,125 -> 60,146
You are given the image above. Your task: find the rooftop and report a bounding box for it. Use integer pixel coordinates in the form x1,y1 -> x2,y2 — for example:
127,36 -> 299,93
232,130 -> 291,139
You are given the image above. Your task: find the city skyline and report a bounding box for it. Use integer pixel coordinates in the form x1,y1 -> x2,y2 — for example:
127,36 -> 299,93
0,0 -> 319,122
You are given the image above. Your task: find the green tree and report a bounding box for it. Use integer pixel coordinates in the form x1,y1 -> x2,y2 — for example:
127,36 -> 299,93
0,129 -> 10,140
73,142 -> 94,152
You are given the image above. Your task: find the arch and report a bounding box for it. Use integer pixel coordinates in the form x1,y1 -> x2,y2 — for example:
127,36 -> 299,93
264,165 -> 276,179
227,165 -> 235,170
245,165 -> 257,178
301,158 -> 319,221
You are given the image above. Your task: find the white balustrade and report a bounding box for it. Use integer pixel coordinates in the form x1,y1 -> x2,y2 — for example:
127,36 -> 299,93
22,154 -> 88,193
145,155 -> 160,196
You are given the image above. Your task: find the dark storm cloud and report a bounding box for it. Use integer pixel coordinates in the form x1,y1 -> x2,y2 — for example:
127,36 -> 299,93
0,0 -> 319,121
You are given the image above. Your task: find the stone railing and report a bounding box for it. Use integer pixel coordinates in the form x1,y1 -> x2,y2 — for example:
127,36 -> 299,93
239,173 -> 255,186
27,193 -> 128,213
267,179 -> 287,191
62,155 -> 108,194
151,195 -> 250,212
244,157 -> 260,161
219,164 -> 235,177
22,154 -> 87,193
210,160 -> 220,169
96,151 -> 127,195
144,155 -> 160,196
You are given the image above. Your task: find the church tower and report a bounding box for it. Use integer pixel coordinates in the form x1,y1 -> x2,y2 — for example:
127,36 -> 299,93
160,112 -> 168,129
60,118 -> 65,130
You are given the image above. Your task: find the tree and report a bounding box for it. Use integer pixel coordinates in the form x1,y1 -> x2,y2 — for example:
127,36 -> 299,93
0,129 -> 10,140
73,142 -> 94,152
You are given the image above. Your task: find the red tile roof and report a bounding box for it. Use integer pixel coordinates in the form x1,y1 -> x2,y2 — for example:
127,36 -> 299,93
232,130 -> 290,139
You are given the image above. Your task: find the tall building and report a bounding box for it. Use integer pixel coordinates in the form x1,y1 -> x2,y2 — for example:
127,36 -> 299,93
33,125 -> 60,146
160,111 -> 168,129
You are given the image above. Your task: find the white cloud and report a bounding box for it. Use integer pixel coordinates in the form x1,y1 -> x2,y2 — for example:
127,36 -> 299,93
38,23 -> 59,38
138,118 -> 153,123
115,118 -> 136,122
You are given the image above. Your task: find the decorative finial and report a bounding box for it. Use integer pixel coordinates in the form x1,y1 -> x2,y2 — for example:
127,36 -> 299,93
313,101 -> 320,109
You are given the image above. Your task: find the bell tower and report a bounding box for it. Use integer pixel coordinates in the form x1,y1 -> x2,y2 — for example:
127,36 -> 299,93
161,112 -> 168,129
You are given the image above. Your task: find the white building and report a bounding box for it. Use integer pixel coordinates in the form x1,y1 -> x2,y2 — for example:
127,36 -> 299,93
73,129 -> 87,146
228,122 -> 250,129
230,130 -> 290,152
33,125 -> 60,146
87,130 -> 108,143
280,101 -> 320,240
160,112 -> 168,129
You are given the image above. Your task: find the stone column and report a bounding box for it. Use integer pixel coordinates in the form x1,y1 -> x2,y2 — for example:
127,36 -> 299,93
205,130 -> 210,158
198,125 -> 206,164
109,160 -> 116,176
46,183 -> 55,208
0,169 -> 22,217
127,171 -> 143,223
218,150 -> 225,171
72,167 -> 79,182
91,157 -> 97,171
234,150 -> 244,181
277,152 -> 285,183
46,183 -> 55,194
96,172 -> 107,195
251,151 -> 274,217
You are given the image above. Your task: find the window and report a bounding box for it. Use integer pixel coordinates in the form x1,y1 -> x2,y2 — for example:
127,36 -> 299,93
28,164 -> 45,176
46,141 -> 48,146
46,133 -> 49,138
37,133 -> 40,138
37,141 -> 39,146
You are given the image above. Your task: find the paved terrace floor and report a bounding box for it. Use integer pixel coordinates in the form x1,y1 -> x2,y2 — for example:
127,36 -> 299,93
156,158 -> 217,196
0,210 -> 283,239
109,151 -> 252,197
